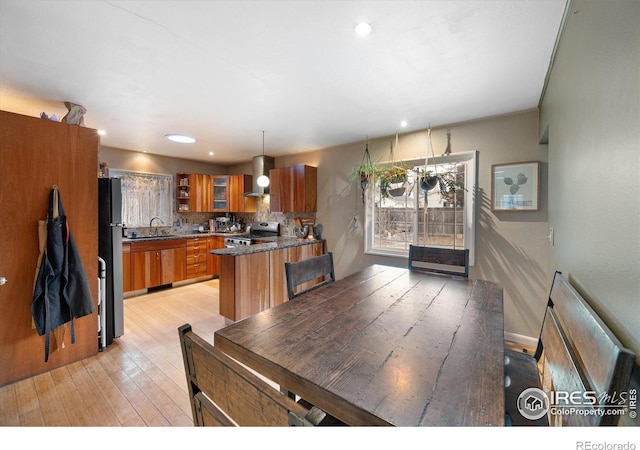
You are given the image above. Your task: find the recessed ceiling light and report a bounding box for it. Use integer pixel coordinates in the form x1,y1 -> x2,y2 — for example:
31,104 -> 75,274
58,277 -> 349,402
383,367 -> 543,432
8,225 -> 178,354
209,151 -> 214,156
355,22 -> 372,36
165,133 -> 196,144
400,121 -> 408,128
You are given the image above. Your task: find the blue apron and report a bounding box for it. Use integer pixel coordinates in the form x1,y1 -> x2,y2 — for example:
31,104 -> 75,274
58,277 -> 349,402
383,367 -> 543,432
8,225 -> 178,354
32,186 -> 94,362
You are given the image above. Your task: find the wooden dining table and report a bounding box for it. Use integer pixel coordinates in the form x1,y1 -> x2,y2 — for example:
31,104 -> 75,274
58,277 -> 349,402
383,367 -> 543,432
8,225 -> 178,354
214,264 -> 505,426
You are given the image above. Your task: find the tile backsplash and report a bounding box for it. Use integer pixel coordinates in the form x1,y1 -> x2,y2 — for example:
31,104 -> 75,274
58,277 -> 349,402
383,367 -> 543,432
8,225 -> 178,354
125,195 -> 317,238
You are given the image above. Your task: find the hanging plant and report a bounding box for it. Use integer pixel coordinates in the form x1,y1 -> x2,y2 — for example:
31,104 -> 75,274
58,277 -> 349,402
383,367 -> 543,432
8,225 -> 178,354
350,138 -> 382,203
419,128 -> 438,192
380,133 -> 408,198
418,128 -> 464,205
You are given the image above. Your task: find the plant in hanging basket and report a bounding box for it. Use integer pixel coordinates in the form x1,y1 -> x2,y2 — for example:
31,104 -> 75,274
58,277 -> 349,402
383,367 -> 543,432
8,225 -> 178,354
419,172 -> 439,191
351,141 -> 383,203
350,162 -> 382,188
418,167 -> 465,206
418,128 -> 465,202
380,165 -> 409,198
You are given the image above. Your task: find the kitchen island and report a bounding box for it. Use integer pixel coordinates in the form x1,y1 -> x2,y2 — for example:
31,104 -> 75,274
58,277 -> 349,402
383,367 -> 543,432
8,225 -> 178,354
211,237 -> 326,322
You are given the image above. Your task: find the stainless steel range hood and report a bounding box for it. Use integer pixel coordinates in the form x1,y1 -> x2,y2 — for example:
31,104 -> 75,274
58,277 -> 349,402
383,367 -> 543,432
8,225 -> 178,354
246,155 -> 274,196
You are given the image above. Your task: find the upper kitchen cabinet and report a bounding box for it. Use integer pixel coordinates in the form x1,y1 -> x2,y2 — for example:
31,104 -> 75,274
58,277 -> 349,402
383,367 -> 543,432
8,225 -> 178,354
177,173 -> 255,213
269,165 -> 317,213
212,175 -> 229,212
229,174 -> 256,213
177,172 -> 213,213
177,173 -> 192,212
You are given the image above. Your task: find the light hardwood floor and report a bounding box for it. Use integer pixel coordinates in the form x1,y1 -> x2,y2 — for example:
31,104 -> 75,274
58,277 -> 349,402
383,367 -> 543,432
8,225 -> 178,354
0,279 -> 225,427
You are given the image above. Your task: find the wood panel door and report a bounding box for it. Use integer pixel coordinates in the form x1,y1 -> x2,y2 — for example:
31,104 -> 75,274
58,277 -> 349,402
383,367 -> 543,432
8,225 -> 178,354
147,251 -> 162,288
191,174 -> 213,212
0,111 -> 99,387
130,252 -> 146,291
172,247 -> 187,282
235,252 -> 270,320
122,243 -> 131,292
160,249 -> 177,285
228,174 -> 256,213
269,166 -> 317,212
207,236 -> 224,276
269,247 -> 300,307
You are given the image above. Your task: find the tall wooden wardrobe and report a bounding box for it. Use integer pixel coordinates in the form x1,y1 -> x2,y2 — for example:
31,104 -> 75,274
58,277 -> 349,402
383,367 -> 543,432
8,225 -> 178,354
0,110 -> 99,387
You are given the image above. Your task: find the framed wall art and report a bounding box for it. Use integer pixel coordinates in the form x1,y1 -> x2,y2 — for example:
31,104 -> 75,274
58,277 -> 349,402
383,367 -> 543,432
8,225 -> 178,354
491,161 -> 540,211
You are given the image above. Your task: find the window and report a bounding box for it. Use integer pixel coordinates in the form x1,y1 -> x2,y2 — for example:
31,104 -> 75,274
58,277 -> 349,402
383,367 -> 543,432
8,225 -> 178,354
364,151 -> 477,264
109,169 -> 174,228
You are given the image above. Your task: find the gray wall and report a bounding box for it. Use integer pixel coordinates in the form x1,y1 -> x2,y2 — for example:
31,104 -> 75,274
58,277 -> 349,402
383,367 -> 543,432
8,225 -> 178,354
100,145 -> 227,175
276,109 -> 550,340
540,0 -> 640,360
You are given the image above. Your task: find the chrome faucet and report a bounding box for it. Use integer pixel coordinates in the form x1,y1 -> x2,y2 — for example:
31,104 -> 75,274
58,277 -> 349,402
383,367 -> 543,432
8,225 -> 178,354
149,216 -> 163,236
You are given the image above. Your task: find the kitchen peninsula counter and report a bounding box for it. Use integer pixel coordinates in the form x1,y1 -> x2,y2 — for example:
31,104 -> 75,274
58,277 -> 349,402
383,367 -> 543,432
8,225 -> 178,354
211,236 -> 325,256
214,237 -> 327,322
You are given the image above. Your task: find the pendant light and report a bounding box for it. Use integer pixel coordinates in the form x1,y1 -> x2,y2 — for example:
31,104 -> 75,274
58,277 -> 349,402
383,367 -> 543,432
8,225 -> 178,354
257,130 -> 270,188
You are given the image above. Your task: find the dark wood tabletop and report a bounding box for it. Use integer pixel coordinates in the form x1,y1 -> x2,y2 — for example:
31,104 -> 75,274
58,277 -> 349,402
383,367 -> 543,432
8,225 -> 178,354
214,264 -> 505,426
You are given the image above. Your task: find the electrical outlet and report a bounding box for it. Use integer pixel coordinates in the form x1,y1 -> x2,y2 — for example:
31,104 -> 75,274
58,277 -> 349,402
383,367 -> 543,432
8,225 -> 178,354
548,227 -> 554,245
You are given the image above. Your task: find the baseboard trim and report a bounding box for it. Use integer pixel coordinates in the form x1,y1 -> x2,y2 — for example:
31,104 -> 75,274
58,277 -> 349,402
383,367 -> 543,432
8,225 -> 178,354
504,332 -> 538,349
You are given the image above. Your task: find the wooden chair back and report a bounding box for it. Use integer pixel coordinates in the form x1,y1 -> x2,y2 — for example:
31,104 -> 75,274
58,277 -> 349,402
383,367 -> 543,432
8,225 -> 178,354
285,252 -> 335,299
178,324 -> 326,426
534,272 -> 635,426
408,245 -> 469,278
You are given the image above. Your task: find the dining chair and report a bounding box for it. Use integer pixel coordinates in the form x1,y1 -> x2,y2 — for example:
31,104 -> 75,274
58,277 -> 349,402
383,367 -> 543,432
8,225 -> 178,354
178,324 -> 328,426
408,245 -> 469,278
285,252 -> 335,300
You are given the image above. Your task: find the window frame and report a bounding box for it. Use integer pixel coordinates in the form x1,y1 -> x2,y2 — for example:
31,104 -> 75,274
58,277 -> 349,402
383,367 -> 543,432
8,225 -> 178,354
109,169 -> 175,228
364,150 -> 477,265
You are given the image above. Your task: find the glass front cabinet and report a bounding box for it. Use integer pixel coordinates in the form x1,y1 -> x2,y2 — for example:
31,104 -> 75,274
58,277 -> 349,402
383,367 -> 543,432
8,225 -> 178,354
212,175 -> 229,212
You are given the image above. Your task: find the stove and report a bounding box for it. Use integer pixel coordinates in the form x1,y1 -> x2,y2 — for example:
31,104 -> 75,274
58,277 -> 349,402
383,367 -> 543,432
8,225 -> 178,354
224,236 -> 252,247
224,221 -> 280,248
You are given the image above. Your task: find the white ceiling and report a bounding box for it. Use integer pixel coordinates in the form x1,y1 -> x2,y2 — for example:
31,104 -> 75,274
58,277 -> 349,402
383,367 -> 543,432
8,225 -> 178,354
0,0 -> 567,165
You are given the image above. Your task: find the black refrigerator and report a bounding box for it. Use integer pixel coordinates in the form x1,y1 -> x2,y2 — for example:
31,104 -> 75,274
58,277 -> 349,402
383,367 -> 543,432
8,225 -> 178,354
98,177 -> 124,348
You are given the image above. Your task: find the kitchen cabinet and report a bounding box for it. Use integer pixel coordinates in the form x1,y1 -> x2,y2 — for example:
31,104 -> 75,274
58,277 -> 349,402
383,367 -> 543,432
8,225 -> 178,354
219,251 -> 271,321
207,236 -> 225,276
269,165 -> 317,212
219,240 -> 325,321
130,239 -> 187,290
122,243 -> 131,293
176,173 -> 192,212
178,173 -> 256,213
187,237 -> 208,279
162,248 -> 187,284
177,173 -> 214,212
193,173 -> 214,212
212,175 -> 229,212
228,174 -> 256,213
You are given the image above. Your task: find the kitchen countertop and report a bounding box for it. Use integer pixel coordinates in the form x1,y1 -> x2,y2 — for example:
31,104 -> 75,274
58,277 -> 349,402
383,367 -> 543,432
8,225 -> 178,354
211,236 -> 324,256
122,233 -> 324,256
122,232 -> 243,243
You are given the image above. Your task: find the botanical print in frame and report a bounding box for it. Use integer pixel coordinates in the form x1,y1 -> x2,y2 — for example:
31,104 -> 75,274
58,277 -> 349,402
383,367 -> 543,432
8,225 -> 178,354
491,161 -> 540,211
